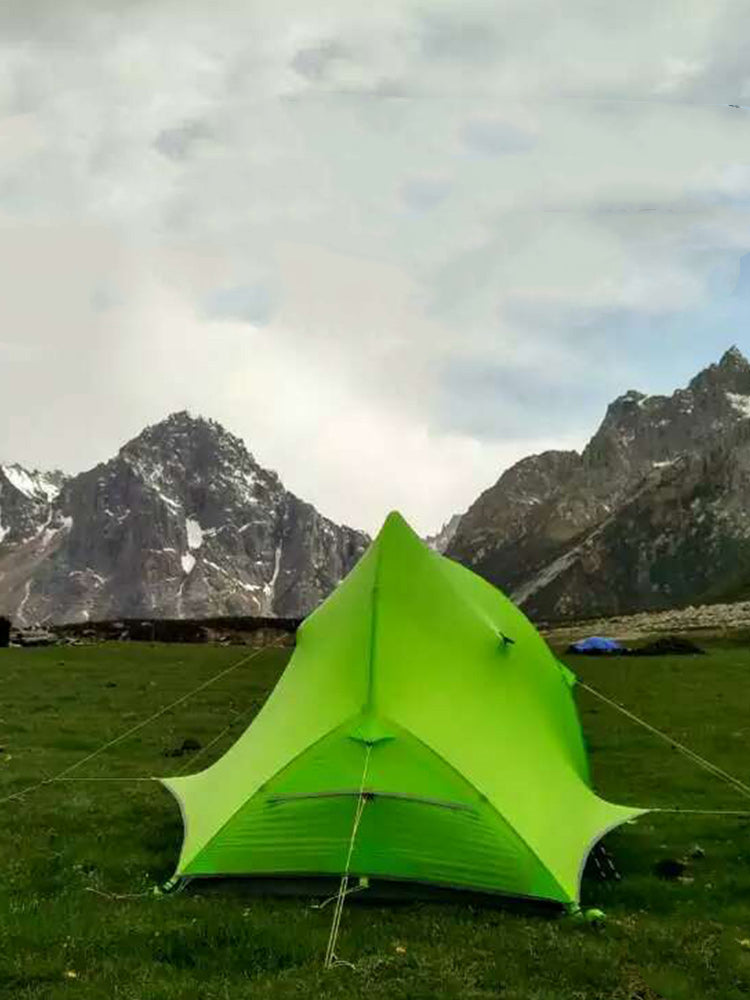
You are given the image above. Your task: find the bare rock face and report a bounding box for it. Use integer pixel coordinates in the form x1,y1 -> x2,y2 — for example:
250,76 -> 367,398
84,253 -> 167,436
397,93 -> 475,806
0,412 -> 368,624
447,347 -> 750,620
424,513 -> 462,554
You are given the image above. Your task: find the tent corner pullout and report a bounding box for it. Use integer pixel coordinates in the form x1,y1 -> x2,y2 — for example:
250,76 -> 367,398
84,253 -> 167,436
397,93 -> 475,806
161,510 -> 645,906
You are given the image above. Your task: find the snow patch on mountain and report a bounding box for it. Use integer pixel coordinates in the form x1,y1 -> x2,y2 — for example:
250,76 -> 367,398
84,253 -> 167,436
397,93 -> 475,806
264,544 -> 282,597
152,486 -> 182,512
186,518 -> 204,550
727,392 -> 750,418
69,569 -> 107,586
1,464 -> 62,502
4,466 -> 37,498
16,579 -> 33,625
181,553 -> 196,575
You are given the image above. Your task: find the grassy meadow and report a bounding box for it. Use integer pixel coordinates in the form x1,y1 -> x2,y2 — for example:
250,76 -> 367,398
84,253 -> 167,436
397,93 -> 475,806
1,638 -> 750,999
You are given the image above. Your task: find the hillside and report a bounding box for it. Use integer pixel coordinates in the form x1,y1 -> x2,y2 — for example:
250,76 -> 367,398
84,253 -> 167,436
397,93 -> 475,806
448,347 -> 750,619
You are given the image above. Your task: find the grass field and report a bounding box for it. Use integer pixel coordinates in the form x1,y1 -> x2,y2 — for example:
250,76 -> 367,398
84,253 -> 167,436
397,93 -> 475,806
1,639 -> 750,999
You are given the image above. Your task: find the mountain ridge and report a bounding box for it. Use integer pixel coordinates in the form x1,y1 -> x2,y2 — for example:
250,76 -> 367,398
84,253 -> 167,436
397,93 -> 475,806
6,348 -> 750,626
447,346 -> 750,619
0,411 -> 369,624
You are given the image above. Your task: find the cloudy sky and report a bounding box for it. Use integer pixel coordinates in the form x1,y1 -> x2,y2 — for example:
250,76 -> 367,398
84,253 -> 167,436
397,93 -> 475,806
1,0 -> 750,534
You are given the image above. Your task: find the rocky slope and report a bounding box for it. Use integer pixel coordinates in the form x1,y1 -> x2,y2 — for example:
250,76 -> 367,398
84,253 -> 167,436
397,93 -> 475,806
543,594 -> 750,645
447,347 -> 750,620
0,413 -> 368,623
424,513 -> 462,553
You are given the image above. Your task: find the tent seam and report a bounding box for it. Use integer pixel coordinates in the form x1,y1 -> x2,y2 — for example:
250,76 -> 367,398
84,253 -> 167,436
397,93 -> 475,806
365,534 -> 382,714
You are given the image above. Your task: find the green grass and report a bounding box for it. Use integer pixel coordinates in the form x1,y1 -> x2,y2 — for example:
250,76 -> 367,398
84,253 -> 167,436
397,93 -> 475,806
1,640 -> 750,999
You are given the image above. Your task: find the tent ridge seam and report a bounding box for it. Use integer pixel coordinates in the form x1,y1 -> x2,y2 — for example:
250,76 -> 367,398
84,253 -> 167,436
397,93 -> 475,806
365,543 -> 382,715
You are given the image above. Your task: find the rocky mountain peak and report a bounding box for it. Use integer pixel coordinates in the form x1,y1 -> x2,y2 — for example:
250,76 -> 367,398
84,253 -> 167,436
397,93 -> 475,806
138,409 -> 238,443
0,413 -> 369,624
718,344 -> 749,368
688,345 -> 750,397
115,411 -> 284,527
580,347 -> 750,478
593,389 -> 648,439
447,345 -> 750,620
611,389 -> 648,409
122,411 -> 265,472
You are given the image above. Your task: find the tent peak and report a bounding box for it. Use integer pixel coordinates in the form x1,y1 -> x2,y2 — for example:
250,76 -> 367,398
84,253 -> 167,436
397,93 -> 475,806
369,510 -> 431,578
383,509 -> 409,528
377,510 -> 421,545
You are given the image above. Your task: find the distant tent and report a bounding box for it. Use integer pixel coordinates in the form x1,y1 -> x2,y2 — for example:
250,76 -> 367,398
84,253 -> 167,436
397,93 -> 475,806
568,637 -> 624,655
162,513 -> 644,907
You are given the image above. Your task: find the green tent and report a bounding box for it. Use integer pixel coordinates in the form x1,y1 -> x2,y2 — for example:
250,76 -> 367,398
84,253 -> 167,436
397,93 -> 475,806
162,511 -> 644,906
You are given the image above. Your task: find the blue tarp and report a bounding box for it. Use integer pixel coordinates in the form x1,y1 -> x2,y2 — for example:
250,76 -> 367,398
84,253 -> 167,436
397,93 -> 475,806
569,636 -> 623,654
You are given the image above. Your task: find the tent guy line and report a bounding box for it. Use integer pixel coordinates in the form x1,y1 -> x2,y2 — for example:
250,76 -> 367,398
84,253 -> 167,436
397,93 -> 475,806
173,700 -> 264,777
0,637 -> 287,808
652,808 -> 750,816
55,777 -> 157,782
578,682 -> 750,803
324,744 -> 373,970
2,641 -> 748,822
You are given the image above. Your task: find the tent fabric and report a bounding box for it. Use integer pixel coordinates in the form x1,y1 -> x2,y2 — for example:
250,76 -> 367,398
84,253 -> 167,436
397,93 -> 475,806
569,637 -> 624,654
161,512 -> 644,905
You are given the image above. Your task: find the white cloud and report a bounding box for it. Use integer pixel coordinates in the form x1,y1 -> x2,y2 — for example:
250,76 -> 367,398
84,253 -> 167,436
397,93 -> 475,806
0,0 -> 749,534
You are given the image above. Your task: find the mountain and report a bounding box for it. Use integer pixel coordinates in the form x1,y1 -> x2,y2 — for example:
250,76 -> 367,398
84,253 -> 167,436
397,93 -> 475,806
447,347 -> 750,620
424,513 -> 462,554
0,412 -> 369,624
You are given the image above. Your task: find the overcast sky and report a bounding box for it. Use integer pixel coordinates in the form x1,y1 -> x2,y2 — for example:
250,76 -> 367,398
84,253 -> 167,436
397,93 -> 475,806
1,0 -> 750,534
